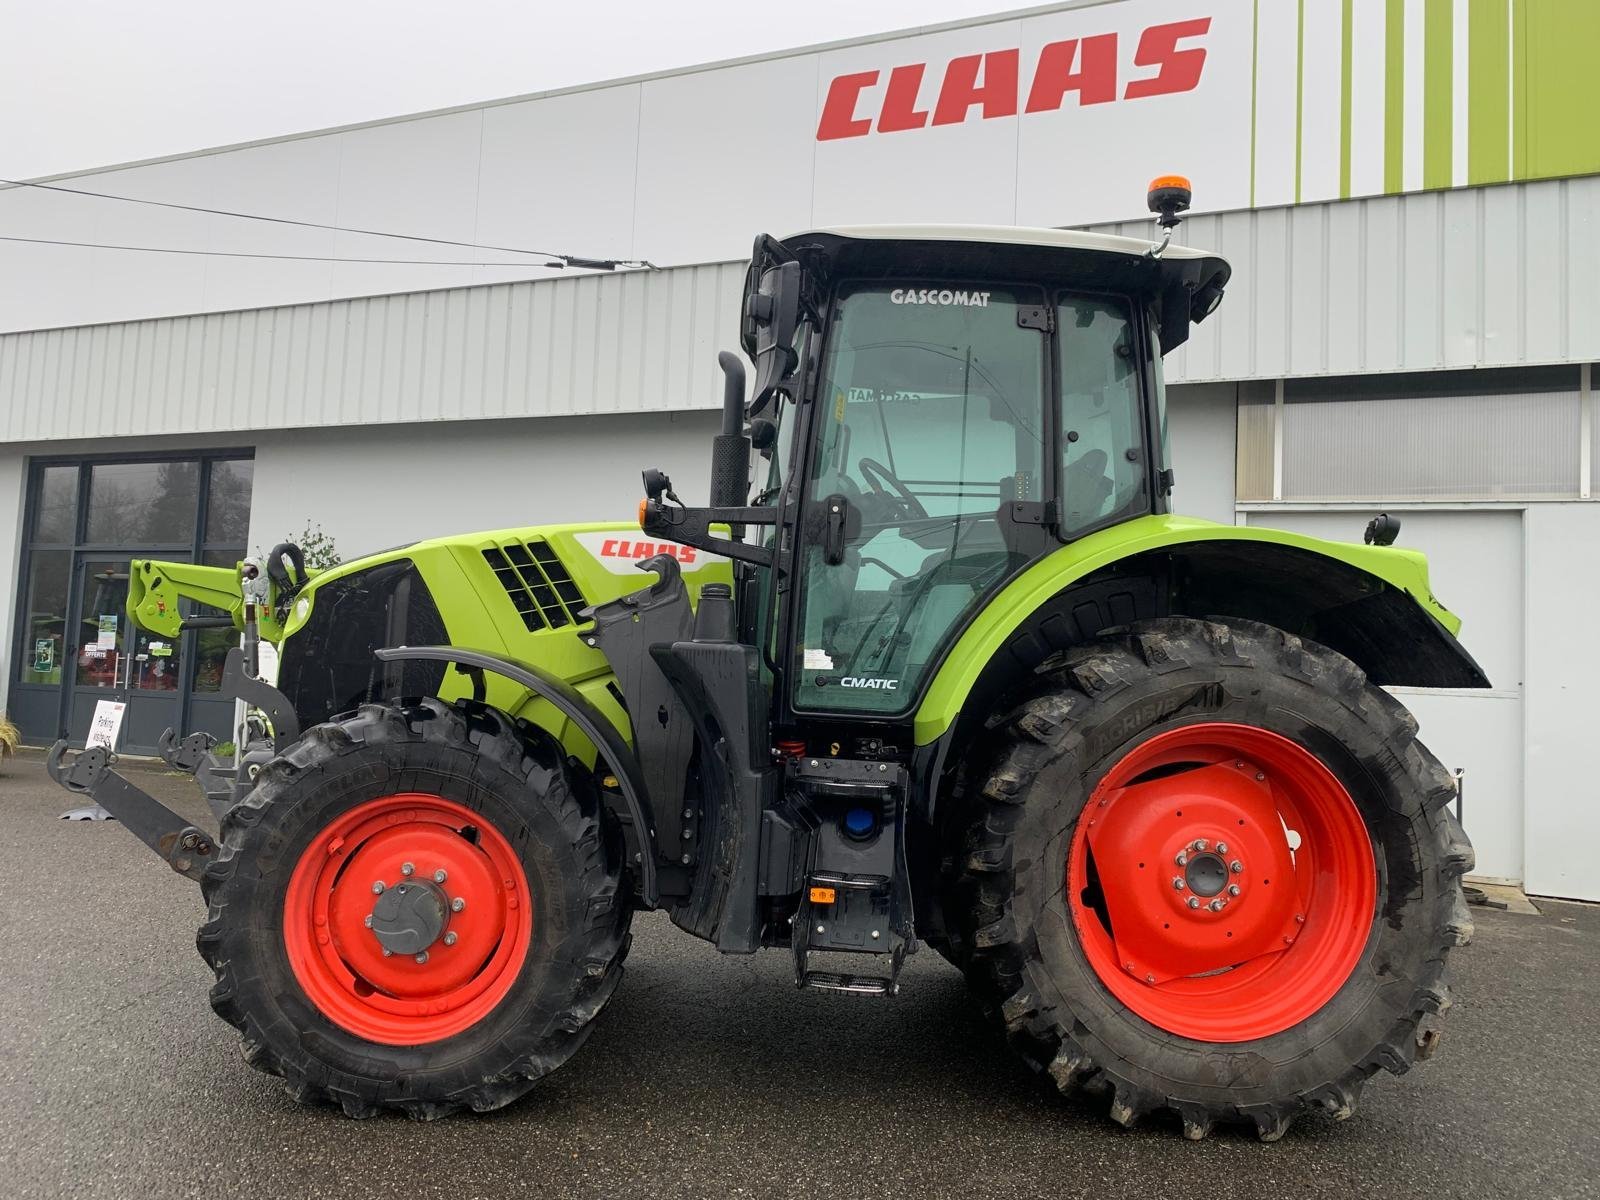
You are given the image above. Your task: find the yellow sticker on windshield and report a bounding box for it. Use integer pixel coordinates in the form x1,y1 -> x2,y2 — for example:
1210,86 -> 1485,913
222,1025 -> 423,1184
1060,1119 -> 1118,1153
834,389 -> 846,422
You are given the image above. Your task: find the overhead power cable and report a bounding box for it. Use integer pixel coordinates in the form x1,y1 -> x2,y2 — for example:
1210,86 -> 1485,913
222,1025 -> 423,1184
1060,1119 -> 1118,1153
0,176 -> 653,270
0,234 -> 568,268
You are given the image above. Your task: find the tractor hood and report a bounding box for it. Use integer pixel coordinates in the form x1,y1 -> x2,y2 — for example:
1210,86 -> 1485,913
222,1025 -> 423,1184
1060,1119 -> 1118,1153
775,224 -> 1230,351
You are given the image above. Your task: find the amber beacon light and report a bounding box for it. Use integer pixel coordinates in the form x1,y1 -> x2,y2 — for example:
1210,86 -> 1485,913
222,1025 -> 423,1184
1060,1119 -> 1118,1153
1146,175 -> 1193,227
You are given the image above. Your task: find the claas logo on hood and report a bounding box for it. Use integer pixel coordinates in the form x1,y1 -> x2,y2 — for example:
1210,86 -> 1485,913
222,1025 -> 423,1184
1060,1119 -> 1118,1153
598,538 -> 697,564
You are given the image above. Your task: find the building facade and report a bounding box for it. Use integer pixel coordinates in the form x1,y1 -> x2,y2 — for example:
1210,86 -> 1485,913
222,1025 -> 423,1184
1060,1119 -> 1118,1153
3,0 -> 1598,899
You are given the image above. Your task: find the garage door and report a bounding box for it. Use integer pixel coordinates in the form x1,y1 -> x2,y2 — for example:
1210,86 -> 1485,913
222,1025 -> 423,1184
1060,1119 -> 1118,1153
1242,508 -> 1524,883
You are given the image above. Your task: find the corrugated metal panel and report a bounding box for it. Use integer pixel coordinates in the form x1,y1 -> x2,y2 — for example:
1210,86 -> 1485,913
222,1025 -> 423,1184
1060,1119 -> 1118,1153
0,262 -> 747,442
1081,175 -> 1600,385
4,177 -> 1598,444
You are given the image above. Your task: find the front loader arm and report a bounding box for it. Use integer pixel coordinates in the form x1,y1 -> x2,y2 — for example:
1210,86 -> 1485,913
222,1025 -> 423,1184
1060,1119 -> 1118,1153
127,560 -> 244,638
127,558 -> 294,642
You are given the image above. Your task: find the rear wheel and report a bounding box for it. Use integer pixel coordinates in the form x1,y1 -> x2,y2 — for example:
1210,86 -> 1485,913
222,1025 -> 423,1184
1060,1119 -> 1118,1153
198,697 -> 631,1119
944,618 -> 1473,1140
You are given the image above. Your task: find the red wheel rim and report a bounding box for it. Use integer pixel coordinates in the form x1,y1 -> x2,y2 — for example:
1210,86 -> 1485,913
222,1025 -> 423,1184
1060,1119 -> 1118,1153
283,793 -> 533,1045
1066,723 -> 1375,1042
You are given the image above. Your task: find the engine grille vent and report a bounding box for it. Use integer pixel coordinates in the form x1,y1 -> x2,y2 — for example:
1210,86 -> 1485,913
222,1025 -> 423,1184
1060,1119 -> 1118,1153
482,539 -> 589,632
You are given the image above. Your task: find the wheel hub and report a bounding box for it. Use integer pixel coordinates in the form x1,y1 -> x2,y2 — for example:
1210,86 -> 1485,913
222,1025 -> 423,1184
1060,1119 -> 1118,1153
1183,850 -> 1229,898
369,879 -> 449,956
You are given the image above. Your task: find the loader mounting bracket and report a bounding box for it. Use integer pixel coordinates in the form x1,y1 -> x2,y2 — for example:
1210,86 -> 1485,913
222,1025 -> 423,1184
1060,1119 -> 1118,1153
222,647 -> 300,750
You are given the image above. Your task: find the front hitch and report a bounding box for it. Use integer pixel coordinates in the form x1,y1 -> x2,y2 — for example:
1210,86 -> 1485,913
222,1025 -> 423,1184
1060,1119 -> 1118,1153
47,741 -> 219,882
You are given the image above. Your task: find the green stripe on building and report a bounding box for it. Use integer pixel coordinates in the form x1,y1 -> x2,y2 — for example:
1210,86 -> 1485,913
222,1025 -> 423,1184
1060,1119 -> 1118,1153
1468,0 -> 1510,185
1511,0 -> 1526,179
1423,0 -> 1453,190
1519,0 -> 1600,179
1340,0 -> 1353,199
1250,0 -> 1260,208
1385,0 -> 1404,194
1295,0 -> 1306,204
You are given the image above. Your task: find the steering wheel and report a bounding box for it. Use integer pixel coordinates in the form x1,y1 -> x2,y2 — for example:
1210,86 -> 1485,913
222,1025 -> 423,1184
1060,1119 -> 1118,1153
857,457 -> 928,521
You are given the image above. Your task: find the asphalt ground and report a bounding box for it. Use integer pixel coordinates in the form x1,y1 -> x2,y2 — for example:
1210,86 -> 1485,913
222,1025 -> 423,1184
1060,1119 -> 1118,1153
1,749 -> 1596,1200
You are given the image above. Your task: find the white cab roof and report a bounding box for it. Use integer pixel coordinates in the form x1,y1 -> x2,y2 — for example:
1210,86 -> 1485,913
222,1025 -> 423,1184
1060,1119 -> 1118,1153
799,223 -> 1219,263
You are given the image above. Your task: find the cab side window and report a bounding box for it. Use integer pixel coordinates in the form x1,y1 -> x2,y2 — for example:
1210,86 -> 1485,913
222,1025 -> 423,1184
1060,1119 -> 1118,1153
1057,296 -> 1148,536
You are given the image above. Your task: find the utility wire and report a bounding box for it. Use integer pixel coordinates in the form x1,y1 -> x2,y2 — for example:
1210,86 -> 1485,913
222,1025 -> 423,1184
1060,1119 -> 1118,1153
0,234 -> 567,268
0,176 -> 652,269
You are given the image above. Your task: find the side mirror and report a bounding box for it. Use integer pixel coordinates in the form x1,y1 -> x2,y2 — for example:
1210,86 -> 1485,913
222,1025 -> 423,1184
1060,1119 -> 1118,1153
746,260 -> 801,417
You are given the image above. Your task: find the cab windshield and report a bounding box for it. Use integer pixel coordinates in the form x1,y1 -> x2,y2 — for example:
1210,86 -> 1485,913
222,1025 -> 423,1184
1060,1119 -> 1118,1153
792,284 -> 1146,715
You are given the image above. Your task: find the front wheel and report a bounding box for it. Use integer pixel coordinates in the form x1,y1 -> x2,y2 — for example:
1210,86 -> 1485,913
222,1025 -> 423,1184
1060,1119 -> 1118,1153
197,697 -> 631,1119
944,618 -> 1474,1140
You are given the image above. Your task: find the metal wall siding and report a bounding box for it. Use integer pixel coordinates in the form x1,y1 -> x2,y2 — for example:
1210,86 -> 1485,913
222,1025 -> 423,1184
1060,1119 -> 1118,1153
4,180 -> 1599,443
1082,175 -> 1600,384
0,261 -> 748,441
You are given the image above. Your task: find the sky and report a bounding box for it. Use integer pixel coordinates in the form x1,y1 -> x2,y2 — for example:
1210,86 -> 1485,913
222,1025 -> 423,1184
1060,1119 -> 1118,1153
0,0 -> 1028,179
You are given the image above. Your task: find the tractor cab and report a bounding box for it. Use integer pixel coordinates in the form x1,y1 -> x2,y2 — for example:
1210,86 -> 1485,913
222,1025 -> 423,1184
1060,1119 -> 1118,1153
643,220 -> 1230,731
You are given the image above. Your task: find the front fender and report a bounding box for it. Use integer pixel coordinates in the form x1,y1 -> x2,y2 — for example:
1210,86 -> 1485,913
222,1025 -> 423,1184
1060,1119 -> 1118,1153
373,645 -> 659,906
914,514 -> 1486,745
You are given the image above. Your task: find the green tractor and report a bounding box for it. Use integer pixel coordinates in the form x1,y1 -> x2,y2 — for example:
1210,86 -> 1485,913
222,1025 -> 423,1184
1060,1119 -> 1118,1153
50,181 -> 1483,1139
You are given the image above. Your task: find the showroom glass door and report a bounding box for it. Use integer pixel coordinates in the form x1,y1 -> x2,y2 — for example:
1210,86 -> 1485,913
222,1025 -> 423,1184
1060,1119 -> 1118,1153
9,453 -> 253,755
64,555 -> 188,752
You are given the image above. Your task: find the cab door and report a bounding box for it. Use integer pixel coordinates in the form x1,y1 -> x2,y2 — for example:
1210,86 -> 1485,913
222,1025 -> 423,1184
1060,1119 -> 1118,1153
790,282 -> 1052,717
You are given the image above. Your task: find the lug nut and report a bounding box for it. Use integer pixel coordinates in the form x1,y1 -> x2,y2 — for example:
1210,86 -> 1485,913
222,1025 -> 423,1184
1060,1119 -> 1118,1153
1193,839 -> 1208,852
1215,842 -> 1228,855
1295,913 -> 1306,924
1145,974 -> 1155,984
1172,877 -> 1186,891
1174,851 -> 1188,867
381,948 -> 393,957
1228,884 -> 1241,897
443,932 -> 458,946
451,897 -> 466,913
371,881 -> 385,895
1187,896 -> 1200,909
1208,898 -> 1226,912
363,914 -> 374,928
401,862 -> 415,876
433,869 -> 447,884
414,951 -> 429,964
1230,860 -> 1244,874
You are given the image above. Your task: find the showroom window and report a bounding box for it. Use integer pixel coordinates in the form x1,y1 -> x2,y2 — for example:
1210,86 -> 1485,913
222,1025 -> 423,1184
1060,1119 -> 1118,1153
1237,366 -> 1591,502
9,452 -> 253,753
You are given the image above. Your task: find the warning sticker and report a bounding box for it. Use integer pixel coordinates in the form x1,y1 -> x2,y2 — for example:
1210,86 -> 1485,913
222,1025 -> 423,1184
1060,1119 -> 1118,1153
803,647 -> 835,671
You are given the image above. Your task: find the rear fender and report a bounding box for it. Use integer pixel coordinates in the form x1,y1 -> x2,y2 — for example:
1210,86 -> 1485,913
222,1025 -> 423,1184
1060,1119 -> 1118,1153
915,514 -> 1488,747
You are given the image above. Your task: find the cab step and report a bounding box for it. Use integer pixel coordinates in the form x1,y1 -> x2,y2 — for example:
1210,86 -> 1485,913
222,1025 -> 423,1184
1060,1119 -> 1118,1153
799,969 -> 895,996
